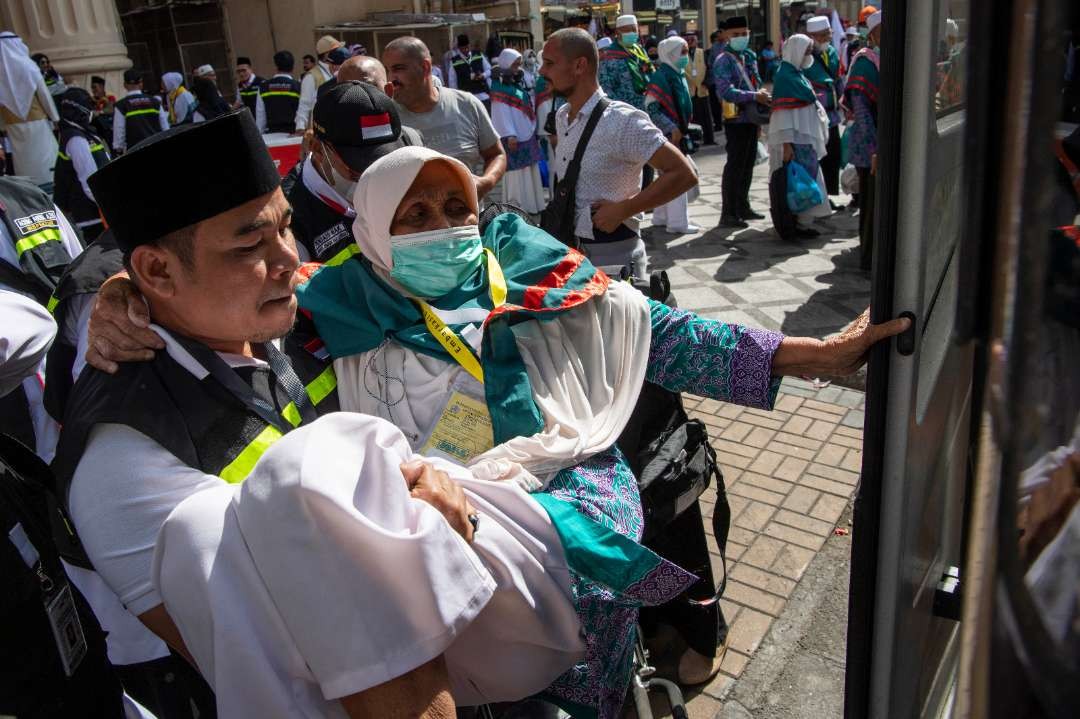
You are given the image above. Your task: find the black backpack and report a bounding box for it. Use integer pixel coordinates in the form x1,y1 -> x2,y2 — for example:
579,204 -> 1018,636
0,433 -> 124,718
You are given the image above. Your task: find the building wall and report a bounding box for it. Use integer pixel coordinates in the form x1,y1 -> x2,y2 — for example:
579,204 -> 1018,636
223,0 -> 317,80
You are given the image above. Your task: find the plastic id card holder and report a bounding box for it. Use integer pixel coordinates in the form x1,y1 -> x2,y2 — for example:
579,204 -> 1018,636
420,373 -> 495,466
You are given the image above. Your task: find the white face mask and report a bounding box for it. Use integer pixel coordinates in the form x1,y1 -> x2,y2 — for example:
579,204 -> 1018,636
321,145 -> 357,204
801,55 -> 815,70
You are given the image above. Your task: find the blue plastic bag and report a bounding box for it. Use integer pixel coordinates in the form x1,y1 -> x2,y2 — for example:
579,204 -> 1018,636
786,161 -> 824,214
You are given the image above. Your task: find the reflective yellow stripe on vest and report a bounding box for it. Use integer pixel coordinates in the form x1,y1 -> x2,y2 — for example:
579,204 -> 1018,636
324,244 -> 359,267
14,227 -> 62,257
125,108 -> 159,117
46,294 -> 59,313
417,249 -> 506,384
262,90 -> 301,99
219,424 -> 283,484
58,144 -> 105,161
280,366 -> 337,427
219,364 -> 338,482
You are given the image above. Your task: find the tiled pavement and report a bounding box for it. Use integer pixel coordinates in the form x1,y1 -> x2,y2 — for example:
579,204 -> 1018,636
625,146 -> 871,717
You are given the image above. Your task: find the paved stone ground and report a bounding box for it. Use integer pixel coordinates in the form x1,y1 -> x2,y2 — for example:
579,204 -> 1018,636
622,145 -> 870,718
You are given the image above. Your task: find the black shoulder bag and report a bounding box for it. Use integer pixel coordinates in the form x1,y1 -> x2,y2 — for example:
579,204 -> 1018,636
540,98 -> 610,248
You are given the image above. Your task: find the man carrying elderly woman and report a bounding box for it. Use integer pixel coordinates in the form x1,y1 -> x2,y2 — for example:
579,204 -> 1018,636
63,110 -> 908,718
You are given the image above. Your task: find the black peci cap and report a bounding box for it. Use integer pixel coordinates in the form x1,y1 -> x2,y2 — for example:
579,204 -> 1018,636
457,34 -> 470,47
122,69 -> 143,84
725,16 -> 749,29
312,81 -> 406,174
89,110 -> 280,253
236,56 -> 252,66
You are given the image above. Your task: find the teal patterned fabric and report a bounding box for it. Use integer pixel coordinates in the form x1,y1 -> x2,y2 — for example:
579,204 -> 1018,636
537,447 -> 695,719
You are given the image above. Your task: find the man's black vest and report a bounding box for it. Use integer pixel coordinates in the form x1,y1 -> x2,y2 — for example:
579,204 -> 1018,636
43,231 -> 123,422
260,75 -> 301,133
452,51 -> 488,95
0,176 -> 75,305
54,127 -> 110,226
0,434 -> 124,717
238,75 -> 265,116
113,92 -> 164,148
283,163 -> 358,265
51,327 -> 339,535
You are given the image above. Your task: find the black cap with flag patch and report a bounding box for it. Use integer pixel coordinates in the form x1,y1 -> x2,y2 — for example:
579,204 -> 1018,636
312,81 -> 406,173
89,109 -> 280,253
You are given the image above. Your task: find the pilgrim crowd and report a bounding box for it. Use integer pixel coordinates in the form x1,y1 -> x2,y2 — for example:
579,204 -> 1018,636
0,7 -> 910,719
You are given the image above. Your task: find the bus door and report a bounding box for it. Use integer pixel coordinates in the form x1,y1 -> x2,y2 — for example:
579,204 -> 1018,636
846,1 -> 978,717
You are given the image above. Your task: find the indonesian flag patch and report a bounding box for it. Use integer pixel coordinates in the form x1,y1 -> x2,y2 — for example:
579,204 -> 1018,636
360,113 -> 393,140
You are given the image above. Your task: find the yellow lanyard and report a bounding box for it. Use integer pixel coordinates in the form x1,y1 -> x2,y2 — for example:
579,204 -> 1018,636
417,249 -> 506,384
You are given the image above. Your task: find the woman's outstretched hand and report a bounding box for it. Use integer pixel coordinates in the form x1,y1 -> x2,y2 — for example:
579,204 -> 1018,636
771,308 -> 911,378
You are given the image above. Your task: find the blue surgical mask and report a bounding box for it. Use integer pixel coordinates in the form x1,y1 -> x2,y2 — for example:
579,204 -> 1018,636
389,225 -> 484,298
620,32 -> 639,47
675,55 -> 690,70
728,35 -> 750,52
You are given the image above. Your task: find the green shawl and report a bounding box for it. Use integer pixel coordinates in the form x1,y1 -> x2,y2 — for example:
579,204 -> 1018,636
645,63 -> 693,127
295,213 -> 609,445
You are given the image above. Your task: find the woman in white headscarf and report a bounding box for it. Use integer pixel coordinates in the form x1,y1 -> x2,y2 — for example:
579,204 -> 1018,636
644,36 -> 700,234
161,71 -> 195,125
0,32 -> 60,186
489,48 -> 545,214
767,34 -> 832,236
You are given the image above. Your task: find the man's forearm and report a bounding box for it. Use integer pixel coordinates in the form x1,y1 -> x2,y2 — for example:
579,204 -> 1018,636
340,655 -> 455,719
476,152 -> 507,197
620,156 -> 696,217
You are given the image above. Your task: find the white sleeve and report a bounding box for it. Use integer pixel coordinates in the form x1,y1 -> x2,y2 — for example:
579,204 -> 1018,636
448,61 -> 459,89
65,136 -> 98,203
0,288 -> 56,398
112,108 -> 126,151
482,56 -> 492,82
68,424 -> 223,615
192,111 -> 205,124
36,73 -> 60,122
54,204 -> 84,258
490,101 -> 516,139
255,92 -> 267,132
159,109 -> 170,130
295,74 -> 315,130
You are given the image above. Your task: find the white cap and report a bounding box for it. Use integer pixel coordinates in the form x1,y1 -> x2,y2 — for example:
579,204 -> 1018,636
866,12 -> 882,33
806,16 -> 831,33
193,64 -> 215,78
944,18 -> 959,38
616,14 -> 638,29
845,26 -> 860,37
597,37 -> 613,49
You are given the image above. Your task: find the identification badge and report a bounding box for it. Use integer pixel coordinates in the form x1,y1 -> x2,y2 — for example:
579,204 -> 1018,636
691,66 -> 699,77
420,375 -> 494,465
46,585 -> 87,677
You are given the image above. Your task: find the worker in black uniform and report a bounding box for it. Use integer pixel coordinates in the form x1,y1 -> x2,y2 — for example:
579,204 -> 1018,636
284,81 -> 419,264
448,34 -> 492,112
1,290 -> 126,718
234,55 -> 267,132
112,69 -> 169,154
261,50 -> 302,134
53,88 -> 110,243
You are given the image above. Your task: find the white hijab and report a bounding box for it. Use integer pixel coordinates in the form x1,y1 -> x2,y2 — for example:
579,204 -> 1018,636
768,35 -> 828,172
657,36 -> 687,71
782,33 -> 815,68
162,71 -> 184,93
351,146 -> 479,278
497,47 -> 522,72
340,146 -> 652,488
0,32 -> 41,118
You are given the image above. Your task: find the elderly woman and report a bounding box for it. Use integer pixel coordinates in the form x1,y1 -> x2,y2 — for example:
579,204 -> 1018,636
767,34 -> 832,238
645,36 -> 700,234
295,146 -> 907,715
161,71 -> 195,125
87,145 -> 907,717
490,48 -> 545,214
